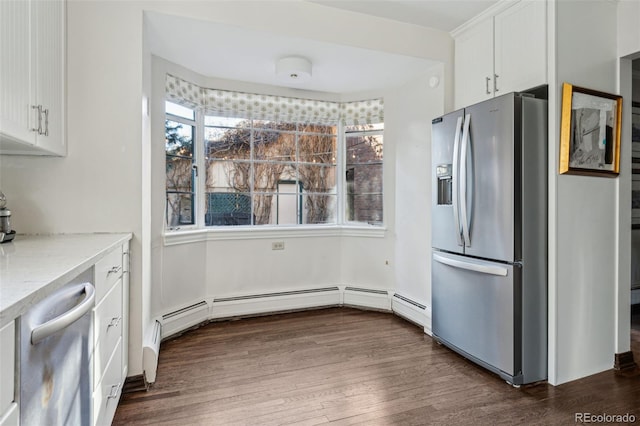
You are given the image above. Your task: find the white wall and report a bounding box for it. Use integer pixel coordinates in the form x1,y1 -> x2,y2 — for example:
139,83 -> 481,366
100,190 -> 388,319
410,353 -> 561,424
551,0 -> 621,385
392,67 -> 444,320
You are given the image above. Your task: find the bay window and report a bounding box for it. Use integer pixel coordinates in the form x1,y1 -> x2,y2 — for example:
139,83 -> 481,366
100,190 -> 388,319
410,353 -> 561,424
164,74 -> 383,230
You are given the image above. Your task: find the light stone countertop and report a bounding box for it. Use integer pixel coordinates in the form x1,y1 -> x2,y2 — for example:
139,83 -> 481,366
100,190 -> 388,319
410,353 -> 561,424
0,233 -> 132,328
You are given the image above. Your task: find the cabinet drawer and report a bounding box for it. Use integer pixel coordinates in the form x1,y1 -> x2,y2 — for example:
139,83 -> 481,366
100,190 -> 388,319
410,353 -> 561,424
0,321 -> 15,416
93,340 -> 122,426
94,279 -> 123,387
94,246 -> 123,302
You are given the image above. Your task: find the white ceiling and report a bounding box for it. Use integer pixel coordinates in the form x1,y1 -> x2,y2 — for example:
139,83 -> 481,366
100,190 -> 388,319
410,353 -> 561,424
309,0 -> 499,32
145,1 -> 498,95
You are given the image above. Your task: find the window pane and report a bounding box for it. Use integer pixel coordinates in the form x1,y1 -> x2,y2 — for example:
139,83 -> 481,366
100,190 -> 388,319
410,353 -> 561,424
299,134 -> 336,165
345,122 -> 384,132
166,156 -> 194,192
253,129 -> 295,162
253,193 -> 277,225
166,193 -> 194,227
298,164 -> 335,192
205,192 -> 252,226
346,127 -> 383,225
346,163 -> 383,225
273,191 -> 300,225
253,162 -> 292,192
166,120 -> 194,157
166,101 -> 194,120
204,116 -> 247,128
205,160 -> 251,193
303,194 -> 336,224
346,134 -> 383,164
205,126 -> 251,161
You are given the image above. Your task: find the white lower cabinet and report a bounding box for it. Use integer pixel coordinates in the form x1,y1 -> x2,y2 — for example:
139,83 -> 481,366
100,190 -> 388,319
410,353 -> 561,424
92,244 -> 127,426
93,340 -> 123,426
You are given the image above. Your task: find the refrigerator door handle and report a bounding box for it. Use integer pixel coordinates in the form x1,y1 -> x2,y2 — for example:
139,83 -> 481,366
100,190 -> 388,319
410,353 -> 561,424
460,113 -> 472,247
451,116 -> 464,246
433,253 -> 508,277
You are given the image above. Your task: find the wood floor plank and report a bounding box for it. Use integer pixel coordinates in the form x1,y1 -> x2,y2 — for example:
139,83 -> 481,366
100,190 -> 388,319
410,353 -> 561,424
114,307 -> 640,425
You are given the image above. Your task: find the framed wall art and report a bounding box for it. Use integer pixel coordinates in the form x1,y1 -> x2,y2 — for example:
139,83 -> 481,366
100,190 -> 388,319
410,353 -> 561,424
559,82 -> 623,177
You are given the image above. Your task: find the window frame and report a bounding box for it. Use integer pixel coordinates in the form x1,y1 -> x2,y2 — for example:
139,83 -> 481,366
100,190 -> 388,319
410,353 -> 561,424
165,105 -> 200,230
343,125 -> 385,226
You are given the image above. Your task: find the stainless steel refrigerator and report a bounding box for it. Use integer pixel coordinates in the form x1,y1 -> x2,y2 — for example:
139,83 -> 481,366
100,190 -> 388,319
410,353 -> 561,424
431,91 -> 547,386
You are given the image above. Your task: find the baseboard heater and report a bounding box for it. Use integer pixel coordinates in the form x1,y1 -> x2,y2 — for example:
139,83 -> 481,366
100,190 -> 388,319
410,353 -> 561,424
344,286 -> 388,295
392,293 -> 428,329
213,287 -> 340,302
392,293 -> 426,309
142,319 -> 162,385
211,287 -> 342,320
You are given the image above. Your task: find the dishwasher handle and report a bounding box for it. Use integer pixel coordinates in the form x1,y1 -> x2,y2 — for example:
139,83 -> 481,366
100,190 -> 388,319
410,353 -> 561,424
31,283 -> 95,344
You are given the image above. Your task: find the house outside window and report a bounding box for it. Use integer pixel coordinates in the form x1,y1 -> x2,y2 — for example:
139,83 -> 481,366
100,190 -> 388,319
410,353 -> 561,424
164,75 -> 383,230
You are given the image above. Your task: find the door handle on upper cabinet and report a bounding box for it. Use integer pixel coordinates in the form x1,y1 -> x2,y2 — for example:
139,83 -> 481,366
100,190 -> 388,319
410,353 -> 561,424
485,77 -> 491,95
494,74 -> 499,93
43,108 -> 49,136
31,105 -> 42,134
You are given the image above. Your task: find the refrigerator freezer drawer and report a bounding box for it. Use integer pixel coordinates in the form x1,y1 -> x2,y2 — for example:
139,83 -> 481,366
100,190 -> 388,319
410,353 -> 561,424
432,251 -> 518,378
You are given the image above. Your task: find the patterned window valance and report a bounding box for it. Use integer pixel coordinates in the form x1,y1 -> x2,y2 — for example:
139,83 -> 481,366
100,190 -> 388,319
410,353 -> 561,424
166,74 -> 383,125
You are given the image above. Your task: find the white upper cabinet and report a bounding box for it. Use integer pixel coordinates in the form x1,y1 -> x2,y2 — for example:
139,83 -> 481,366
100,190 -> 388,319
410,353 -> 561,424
0,0 -> 66,156
454,17 -> 495,110
454,0 -> 547,109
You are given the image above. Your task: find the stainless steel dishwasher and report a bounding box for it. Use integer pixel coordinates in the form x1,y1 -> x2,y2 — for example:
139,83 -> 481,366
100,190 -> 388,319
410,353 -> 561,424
20,269 -> 95,426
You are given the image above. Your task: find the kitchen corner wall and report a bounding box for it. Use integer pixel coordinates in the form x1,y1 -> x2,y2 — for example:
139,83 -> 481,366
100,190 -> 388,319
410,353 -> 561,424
392,67 -> 444,320
549,0 -> 622,385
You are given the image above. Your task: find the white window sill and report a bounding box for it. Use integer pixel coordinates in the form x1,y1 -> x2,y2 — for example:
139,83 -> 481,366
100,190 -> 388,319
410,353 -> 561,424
163,224 -> 387,246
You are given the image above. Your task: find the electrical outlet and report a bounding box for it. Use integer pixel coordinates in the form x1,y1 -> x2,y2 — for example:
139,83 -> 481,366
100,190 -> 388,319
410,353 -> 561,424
272,241 -> 285,250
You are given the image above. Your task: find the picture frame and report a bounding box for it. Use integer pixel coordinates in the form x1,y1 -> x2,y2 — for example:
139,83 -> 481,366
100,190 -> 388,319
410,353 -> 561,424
633,104 -> 640,144
559,82 -> 622,176
633,174 -> 640,226
632,103 -> 640,226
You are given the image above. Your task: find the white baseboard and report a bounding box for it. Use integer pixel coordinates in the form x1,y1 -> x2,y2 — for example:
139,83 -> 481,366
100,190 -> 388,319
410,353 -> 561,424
391,294 -> 432,335
343,287 -> 391,311
160,300 -> 210,338
156,287 -> 429,362
211,287 -> 342,320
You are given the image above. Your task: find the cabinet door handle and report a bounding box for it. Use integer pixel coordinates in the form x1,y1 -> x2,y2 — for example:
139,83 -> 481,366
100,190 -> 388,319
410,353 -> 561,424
43,108 -> 49,136
107,383 -> 121,399
107,316 -> 122,329
485,77 -> 491,95
108,265 -> 122,275
31,105 -> 42,134
494,74 -> 499,93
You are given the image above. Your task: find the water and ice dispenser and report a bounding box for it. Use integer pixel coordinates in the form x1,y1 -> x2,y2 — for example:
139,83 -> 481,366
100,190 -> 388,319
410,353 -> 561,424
436,164 -> 453,205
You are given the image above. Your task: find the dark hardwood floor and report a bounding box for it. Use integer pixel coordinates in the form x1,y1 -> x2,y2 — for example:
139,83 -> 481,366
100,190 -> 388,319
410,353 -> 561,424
114,307 -> 640,425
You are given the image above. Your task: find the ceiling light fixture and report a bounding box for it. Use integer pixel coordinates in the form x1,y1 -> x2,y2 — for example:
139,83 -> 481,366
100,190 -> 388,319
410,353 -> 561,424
276,56 -> 312,82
